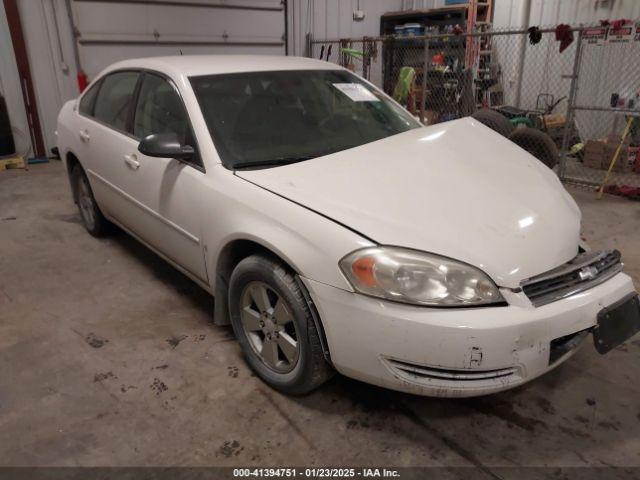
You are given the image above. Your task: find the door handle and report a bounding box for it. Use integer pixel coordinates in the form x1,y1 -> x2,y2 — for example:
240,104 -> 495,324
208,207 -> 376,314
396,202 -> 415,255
124,154 -> 140,170
79,129 -> 90,142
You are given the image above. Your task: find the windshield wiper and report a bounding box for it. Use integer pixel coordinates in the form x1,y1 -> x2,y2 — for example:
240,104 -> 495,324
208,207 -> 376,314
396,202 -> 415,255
233,155 -> 316,170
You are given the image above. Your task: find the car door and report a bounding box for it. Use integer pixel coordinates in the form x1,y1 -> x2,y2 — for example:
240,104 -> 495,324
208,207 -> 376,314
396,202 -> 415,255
121,72 -> 208,283
77,70 -> 142,224
74,78 -> 102,172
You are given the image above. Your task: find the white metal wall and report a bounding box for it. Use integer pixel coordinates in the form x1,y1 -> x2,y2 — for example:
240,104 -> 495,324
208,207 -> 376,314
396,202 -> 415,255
18,0 -> 79,156
399,0 -> 439,10
288,0 -> 404,56
494,0 -> 640,28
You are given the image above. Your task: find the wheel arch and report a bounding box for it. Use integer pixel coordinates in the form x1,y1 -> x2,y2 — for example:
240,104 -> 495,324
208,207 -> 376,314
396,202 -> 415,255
65,151 -> 82,202
213,238 -> 301,326
213,237 -> 333,364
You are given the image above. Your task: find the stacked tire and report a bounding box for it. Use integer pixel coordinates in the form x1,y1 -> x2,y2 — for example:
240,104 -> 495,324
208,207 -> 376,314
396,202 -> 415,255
508,127 -> 558,169
471,108 -> 514,138
471,108 -> 558,169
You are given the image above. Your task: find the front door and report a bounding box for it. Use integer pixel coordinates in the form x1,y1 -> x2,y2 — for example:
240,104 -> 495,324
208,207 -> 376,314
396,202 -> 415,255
120,72 -> 208,282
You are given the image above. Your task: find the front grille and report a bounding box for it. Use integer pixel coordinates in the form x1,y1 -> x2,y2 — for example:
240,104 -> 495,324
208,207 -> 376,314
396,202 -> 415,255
385,358 -> 522,389
522,250 -> 622,307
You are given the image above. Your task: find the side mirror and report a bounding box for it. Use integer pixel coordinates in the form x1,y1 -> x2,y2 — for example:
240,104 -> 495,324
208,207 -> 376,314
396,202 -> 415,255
138,133 -> 194,160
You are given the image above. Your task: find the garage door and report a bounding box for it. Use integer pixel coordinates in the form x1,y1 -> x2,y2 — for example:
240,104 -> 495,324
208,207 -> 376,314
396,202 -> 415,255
72,0 -> 286,79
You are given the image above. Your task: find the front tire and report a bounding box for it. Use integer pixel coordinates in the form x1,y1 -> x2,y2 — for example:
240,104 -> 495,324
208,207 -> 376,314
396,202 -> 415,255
228,254 -> 333,395
71,164 -> 112,237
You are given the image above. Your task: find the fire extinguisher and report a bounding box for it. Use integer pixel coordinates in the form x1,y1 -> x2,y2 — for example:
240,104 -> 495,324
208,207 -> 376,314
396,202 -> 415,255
77,70 -> 89,93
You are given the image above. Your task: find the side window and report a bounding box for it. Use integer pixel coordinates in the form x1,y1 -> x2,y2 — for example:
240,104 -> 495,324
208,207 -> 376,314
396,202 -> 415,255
133,74 -> 188,141
93,71 -> 139,131
79,80 -> 101,116
133,73 -> 201,166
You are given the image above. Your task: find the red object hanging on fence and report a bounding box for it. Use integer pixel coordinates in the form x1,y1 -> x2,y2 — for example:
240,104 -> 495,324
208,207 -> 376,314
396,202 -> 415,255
611,19 -> 630,29
555,24 -> 574,53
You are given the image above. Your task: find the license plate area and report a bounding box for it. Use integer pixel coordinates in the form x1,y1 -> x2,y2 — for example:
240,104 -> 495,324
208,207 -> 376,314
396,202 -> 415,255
594,293 -> 640,354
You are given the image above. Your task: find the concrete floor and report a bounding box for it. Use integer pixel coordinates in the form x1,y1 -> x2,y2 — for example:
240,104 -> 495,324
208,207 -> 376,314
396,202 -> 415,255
1,162 -> 640,469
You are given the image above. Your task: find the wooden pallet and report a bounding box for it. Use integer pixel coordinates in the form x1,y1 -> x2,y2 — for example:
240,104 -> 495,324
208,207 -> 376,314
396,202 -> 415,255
0,155 -> 26,171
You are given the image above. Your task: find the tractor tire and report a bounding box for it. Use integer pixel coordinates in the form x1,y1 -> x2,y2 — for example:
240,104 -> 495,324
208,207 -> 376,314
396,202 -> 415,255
508,127 -> 559,169
471,108 -> 515,138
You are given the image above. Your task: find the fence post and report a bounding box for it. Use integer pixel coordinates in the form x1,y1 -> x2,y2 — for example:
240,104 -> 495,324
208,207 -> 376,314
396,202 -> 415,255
558,29 -> 584,181
420,37 -> 429,125
305,33 -> 312,58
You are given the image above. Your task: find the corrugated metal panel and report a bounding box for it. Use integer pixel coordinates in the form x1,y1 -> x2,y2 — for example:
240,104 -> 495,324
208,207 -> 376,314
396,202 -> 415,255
72,0 -> 286,78
289,0 -> 404,56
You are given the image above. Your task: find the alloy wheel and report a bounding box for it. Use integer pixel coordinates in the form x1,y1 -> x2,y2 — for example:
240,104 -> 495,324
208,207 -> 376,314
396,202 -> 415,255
77,177 -> 96,231
239,281 -> 300,373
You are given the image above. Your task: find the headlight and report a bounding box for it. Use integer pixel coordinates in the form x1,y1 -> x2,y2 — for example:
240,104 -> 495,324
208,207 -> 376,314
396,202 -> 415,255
339,247 -> 504,306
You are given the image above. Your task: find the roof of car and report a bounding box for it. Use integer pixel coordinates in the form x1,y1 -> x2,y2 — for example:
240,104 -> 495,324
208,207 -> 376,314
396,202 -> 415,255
103,55 -> 342,78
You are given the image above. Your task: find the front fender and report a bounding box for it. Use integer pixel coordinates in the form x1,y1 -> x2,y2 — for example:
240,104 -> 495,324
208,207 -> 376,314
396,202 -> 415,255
201,166 -> 374,293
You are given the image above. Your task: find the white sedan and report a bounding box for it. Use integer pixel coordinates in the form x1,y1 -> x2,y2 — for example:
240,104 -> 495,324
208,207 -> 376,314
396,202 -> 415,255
56,55 -> 640,397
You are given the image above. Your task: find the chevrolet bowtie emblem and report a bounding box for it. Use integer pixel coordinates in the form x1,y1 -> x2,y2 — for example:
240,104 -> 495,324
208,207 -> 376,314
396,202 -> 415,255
578,266 -> 599,281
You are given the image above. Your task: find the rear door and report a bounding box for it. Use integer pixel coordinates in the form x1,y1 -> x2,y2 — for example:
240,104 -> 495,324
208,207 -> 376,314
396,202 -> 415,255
78,70 -> 141,223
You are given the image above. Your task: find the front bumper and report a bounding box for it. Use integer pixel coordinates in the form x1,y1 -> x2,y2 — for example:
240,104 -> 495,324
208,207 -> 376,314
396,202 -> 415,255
302,272 -> 637,397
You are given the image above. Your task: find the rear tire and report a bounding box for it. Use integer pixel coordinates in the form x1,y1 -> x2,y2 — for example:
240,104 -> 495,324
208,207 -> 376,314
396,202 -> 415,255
71,164 -> 113,237
508,127 -> 559,169
228,254 -> 333,395
471,108 -> 515,138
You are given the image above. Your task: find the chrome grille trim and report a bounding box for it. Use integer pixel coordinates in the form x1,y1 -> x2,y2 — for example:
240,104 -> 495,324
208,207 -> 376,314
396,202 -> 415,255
521,250 -> 622,307
386,358 -> 519,382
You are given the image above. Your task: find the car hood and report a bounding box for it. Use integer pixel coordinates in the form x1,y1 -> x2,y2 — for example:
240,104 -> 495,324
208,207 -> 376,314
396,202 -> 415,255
235,118 -> 581,288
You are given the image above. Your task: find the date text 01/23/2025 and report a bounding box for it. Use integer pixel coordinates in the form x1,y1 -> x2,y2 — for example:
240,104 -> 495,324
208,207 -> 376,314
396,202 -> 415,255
232,468 -> 401,478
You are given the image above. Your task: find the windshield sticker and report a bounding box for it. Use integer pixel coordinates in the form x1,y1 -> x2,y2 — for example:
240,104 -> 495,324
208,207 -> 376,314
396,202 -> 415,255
332,83 -> 380,102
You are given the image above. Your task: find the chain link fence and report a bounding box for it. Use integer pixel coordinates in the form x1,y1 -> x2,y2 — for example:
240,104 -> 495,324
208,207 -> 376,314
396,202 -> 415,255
309,23 -> 640,191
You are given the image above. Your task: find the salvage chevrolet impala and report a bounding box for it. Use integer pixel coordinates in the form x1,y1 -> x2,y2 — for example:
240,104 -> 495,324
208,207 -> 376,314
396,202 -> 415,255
57,56 -> 640,397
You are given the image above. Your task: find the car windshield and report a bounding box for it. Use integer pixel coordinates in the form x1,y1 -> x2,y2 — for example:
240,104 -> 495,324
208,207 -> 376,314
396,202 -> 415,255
190,69 -> 421,169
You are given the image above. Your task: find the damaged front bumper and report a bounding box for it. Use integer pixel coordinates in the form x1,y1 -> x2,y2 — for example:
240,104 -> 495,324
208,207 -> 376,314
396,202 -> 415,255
301,272 -> 637,397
